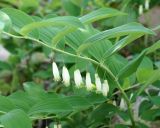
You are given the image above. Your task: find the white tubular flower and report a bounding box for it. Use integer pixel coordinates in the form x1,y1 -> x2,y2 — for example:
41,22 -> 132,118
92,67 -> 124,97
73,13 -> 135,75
139,5 -> 143,15
145,0 -> 149,10
57,124 -> 62,128
74,69 -> 83,88
62,66 -> 70,86
86,72 -> 93,91
102,80 -> 109,96
95,74 -> 102,92
54,124 -> 62,128
52,61 -> 60,81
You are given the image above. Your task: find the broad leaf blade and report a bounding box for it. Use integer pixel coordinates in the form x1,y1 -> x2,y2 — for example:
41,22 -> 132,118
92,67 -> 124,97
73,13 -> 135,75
0,96 -> 15,113
64,96 -> 93,110
0,10 -> 11,32
1,8 -> 38,38
20,16 -> 84,35
51,26 -> 76,46
78,23 -> 155,52
117,50 -> 146,79
0,109 -> 32,128
80,8 -> 125,24
28,97 -> 73,115
102,34 -> 143,59
136,57 -> 154,83
23,82 -> 47,102
137,69 -> 160,95
146,40 -> 160,54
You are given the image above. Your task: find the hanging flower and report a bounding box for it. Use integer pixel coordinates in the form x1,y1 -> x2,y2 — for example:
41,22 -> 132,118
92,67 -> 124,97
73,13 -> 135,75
145,0 -> 150,10
95,74 -> 102,92
62,66 -> 70,86
138,5 -> 143,15
52,61 -> 60,81
74,69 -> 83,87
54,124 -> 62,128
102,80 -> 109,96
58,124 -> 62,128
86,72 -> 93,91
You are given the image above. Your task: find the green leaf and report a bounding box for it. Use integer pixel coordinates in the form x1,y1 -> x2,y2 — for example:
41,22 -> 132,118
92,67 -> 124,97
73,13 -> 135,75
0,109 -> 32,128
51,26 -> 76,46
1,8 -> 38,38
115,124 -> 129,128
37,26 -> 65,48
80,8 -> 125,24
104,54 -> 128,76
88,39 -> 112,62
8,99 -> 30,113
101,34 -> 143,60
8,91 -> 35,107
78,23 -> 155,52
0,21 -> 4,32
137,69 -> 160,95
146,40 -> 160,54
65,29 -> 89,50
62,0 -> 81,16
141,108 -> 160,121
86,93 -> 106,104
117,50 -> 146,79
0,10 -> 11,32
64,96 -> 93,110
20,16 -> 83,36
23,82 -> 47,102
136,122 -> 149,128
150,96 -> 160,106
0,61 -> 11,70
28,97 -> 73,115
0,96 -> 15,113
33,70 -> 52,79
139,100 -> 153,116
90,103 -> 118,122
136,57 -> 154,83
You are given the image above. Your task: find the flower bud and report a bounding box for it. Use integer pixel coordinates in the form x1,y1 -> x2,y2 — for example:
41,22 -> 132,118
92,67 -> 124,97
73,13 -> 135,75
86,72 -> 93,91
62,66 -> 70,86
102,80 -> 109,96
74,69 -> 83,87
58,124 -> 62,128
145,0 -> 149,10
54,124 -> 62,128
52,61 -> 60,81
95,74 -> 102,92
139,5 -> 143,15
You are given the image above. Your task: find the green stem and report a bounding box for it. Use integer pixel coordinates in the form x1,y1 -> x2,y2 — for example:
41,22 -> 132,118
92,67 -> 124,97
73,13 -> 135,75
3,32 -> 136,127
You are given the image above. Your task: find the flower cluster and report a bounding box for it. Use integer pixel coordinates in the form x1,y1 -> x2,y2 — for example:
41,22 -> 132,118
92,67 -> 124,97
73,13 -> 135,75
138,0 -> 150,15
52,61 -> 109,96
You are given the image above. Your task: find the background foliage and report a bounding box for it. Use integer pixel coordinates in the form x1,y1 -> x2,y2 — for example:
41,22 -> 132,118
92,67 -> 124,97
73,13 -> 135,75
0,0 -> 160,128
